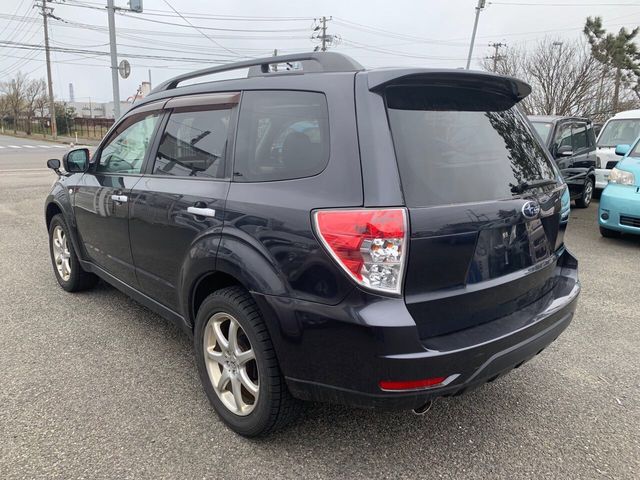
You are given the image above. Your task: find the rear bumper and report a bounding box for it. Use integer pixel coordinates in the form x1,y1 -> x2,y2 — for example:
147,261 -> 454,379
598,184 -> 640,235
254,249 -> 580,410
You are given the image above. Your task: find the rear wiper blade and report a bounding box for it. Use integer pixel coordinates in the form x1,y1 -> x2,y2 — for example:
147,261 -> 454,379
510,178 -> 558,194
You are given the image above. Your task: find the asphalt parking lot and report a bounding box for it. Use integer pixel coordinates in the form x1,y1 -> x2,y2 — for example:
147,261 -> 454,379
1,137 -> 638,479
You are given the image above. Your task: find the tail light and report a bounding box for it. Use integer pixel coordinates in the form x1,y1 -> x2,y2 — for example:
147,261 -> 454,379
312,208 -> 408,295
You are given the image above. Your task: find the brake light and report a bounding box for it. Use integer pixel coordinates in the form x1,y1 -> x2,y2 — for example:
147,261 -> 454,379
313,208 -> 408,294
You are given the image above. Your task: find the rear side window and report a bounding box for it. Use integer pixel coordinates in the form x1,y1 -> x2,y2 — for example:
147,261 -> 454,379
572,122 -> 589,151
385,86 -> 557,207
233,91 -> 329,182
153,108 -> 230,178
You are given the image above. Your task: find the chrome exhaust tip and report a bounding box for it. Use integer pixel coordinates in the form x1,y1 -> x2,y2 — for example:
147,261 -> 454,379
412,400 -> 433,416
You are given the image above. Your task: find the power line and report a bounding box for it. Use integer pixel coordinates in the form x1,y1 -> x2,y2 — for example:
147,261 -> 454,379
59,0 -> 314,21
0,13 -> 312,40
0,0 -> 29,39
116,9 -> 309,33
333,17 -> 468,47
0,40 -> 247,63
341,39 -> 470,61
160,0 -> 242,57
490,1 -> 640,6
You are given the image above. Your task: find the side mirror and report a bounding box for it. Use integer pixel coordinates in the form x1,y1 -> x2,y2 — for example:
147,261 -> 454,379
62,148 -> 90,173
556,145 -> 574,157
615,144 -> 630,156
46,158 -> 61,175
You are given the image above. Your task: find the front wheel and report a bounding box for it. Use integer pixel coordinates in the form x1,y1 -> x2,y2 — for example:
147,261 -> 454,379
575,177 -> 594,208
48,214 -> 98,292
194,286 -> 301,437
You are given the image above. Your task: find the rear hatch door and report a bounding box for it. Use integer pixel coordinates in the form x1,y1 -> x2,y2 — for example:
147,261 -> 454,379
379,73 -> 565,339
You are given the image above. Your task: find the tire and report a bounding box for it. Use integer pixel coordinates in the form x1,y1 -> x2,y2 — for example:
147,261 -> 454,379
599,226 -> 621,238
575,177 -> 594,208
48,214 -> 99,292
194,286 -> 301,437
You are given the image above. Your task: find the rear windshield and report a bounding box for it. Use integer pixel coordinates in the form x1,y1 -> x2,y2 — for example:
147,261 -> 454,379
385,86 -> 557,207
597,119 -> 640,148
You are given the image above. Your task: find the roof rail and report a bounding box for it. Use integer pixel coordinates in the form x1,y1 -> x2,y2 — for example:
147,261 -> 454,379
151,52 -> 364,93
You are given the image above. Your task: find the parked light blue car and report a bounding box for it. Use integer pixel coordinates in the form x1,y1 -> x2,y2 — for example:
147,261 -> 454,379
598,142 -> 640,237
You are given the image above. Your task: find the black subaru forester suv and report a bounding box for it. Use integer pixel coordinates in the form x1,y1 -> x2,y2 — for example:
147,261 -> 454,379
45,53 -> 580,437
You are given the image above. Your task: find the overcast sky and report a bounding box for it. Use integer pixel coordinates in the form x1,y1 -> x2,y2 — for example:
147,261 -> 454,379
1,0 -> 639,103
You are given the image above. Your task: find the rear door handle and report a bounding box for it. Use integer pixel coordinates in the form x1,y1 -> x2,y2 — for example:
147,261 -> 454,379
111,194 -> 128,203
187,206 -> 216,218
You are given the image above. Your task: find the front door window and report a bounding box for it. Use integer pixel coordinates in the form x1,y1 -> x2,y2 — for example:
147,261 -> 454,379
97,113 -> 160,174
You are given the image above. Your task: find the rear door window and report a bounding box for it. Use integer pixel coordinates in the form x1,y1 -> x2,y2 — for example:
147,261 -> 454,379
153,108 -> 231,178
385,86 -> 557,207
572,122 -> 589,152
233,91 -> 329,182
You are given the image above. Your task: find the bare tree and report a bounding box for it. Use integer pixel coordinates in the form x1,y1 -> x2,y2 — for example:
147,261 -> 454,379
483,37 -> 638,121
23,79 -> 46,136
484,38 -> 601,117
0,72 -> 27,133
0,95 -> 9,133
34,91 -> 48,137
527,39 -> 600,116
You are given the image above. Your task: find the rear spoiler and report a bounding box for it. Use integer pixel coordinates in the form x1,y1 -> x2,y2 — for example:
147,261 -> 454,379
366,69 -> 531,103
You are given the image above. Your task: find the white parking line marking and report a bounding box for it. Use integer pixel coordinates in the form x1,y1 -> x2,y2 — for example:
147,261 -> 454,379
38,145 -> 52,148
22,145 -> 36,148
0,146 -> 5,149
8,145 -> 21,148
52,145 -> 68,149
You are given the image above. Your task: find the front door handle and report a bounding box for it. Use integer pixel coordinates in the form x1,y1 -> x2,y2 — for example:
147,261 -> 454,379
111,194 -> 128,203
187,206 -> 216,218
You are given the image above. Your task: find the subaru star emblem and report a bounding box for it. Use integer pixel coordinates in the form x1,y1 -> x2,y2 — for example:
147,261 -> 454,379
522,201 -> 540,219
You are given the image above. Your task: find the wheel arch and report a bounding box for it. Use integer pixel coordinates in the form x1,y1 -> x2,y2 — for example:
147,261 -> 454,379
189,270 -> 245,328
45,201 -> 63,229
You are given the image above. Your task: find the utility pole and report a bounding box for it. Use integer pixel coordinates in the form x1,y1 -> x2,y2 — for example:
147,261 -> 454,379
313,17 -> 335,52
487,42 -> 506,71
320,16 -> 328,52
106,0 -> 121,119
466,0 -> 486,70
40,0 -> 57,139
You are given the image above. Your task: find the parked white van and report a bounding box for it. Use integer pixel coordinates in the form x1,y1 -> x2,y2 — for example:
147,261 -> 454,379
595,109 -> 640,191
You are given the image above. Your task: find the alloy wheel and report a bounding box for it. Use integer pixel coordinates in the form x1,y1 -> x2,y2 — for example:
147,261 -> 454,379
52,225 -> 71,282
584,181 -> 593,204
203,312 -> 259,416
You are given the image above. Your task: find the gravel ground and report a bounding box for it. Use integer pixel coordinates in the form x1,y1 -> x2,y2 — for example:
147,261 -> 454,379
1,148 -> 638,479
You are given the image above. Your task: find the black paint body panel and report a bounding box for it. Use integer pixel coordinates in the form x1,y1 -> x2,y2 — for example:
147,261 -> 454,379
43,63 -> 580,410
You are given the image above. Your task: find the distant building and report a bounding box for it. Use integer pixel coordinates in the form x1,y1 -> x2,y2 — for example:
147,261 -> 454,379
66,100 -> 130,119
